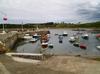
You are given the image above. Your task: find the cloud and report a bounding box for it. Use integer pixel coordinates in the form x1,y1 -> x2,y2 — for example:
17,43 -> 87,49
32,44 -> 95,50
77,1 -> 100,21
0,0 -> 100,23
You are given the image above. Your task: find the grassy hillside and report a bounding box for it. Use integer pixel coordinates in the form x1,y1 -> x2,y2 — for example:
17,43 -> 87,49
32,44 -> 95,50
0,21 -> 100,29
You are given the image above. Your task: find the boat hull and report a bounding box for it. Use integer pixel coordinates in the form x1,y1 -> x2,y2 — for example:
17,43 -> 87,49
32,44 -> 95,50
73,43 -> 79,47
41,43 -> 48,48
80,45 -> 87,49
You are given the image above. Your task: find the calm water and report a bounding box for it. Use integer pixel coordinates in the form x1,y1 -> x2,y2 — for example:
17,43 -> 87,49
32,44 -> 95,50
15,29 -> 100,58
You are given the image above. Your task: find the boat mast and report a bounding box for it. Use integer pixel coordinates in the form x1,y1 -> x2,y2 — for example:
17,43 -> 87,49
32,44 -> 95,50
36,25 -> 39,31
21,21 -> 24,32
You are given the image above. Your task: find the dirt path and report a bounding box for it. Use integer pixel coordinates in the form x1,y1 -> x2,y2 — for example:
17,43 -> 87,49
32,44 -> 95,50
41,56 -> 100,74
0,62 -> 10,74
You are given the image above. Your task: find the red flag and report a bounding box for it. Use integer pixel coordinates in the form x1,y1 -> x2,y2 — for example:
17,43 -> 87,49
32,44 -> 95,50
3,17 -> 7,21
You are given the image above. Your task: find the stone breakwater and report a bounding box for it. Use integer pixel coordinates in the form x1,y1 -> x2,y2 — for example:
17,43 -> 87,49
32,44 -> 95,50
0,31 -> 24,53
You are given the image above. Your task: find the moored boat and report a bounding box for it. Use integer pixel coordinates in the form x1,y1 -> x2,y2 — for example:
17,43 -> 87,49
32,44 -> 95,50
96,34 -> 100,40
96,46 -> 100,50
82,33 -> 89,40
55,33 -> 58,36
58,35 -> 63,43
47,30 -> 50,34
63,31 -> 68,36
69,37 -> 76,43
73,42 -> 80,47
79,43 -> 87,49
29,38 -> 37,43
23,34 -> 32,40
41,34 -> 49,42
58,35 -> 63,39
41,42 -> 48,48
33,33 -> 40,40
48,43 -> 53,49
59,39 -> 63,43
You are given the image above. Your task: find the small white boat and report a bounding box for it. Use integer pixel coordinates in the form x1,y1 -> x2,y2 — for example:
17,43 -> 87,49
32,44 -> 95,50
73,42 -> 80,47
48,43 -> 53,48
23,34 -> 32,40
69,37 -> 75,43
83,34 -> 88,37
63,31 -> 68,36
96,46 -> 100,50
34,33 -> 38,36
33,33 -> 39,38
25,34 -> 30,36
29,38 -> 37,43
82,33 -> 89,39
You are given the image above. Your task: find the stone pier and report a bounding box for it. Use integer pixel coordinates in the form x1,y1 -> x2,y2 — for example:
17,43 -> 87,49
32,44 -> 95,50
0,31 -> 24,52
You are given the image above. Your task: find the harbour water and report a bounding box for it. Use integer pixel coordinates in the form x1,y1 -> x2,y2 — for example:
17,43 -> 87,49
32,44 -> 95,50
15,29 -> 100,58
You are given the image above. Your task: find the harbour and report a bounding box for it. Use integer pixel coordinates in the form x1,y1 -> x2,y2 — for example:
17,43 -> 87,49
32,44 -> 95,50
9,28 -> 100,58
1,0 -> 100,73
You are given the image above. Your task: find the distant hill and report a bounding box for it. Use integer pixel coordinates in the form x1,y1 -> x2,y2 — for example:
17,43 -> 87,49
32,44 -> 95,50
80,21 -> 100,28
0,21 -> 100,28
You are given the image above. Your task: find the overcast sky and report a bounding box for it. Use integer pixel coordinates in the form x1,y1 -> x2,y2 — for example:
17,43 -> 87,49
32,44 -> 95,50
0,0 -> 100,24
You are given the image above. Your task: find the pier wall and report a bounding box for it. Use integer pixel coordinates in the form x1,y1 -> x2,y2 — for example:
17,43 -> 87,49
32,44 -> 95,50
0,32 -> 24,51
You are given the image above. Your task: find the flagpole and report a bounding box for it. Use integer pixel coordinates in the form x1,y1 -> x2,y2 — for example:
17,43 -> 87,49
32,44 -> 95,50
21,21 -> 24,32
3,16 -> 7,34
3,23 -> 4,32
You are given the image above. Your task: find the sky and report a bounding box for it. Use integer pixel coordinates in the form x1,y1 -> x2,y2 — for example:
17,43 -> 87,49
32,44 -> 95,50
0,0 -> 100,24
